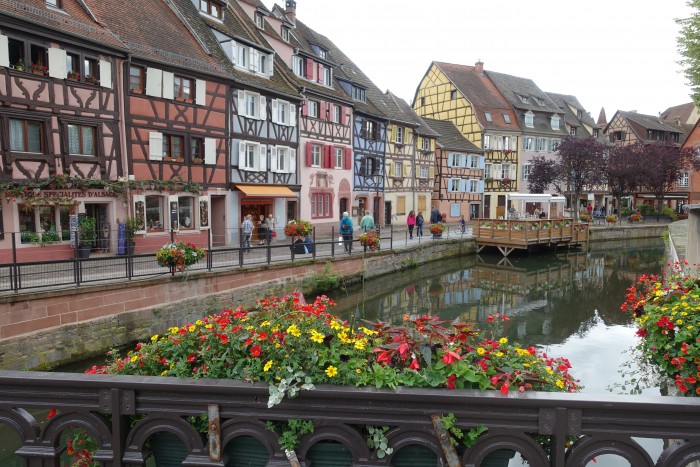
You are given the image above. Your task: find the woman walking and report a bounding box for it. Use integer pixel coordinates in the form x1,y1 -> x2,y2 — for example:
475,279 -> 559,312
407,210 -> 416,239
416,211 -> 424,237
257,214 -> 268,245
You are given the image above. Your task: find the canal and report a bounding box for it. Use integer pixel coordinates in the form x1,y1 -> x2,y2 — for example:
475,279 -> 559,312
0,237 -> 668,466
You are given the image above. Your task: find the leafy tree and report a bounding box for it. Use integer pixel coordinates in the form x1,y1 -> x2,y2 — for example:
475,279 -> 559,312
677,1 -> 700,106
637,142 -> 699,211
605,144 -> 643,216
527,156 -> 558,194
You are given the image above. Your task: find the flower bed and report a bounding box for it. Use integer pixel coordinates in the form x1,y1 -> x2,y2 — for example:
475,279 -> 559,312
284,219 -> 313,237
621,262 -> 700,396
155,241 -> 205,274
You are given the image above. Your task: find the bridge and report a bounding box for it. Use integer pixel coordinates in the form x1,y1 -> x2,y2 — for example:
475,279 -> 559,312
473,219 -> 589,257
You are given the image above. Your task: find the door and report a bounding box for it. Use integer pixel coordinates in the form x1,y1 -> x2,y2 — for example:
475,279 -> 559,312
339,197 -> 348,218
210,195 -> 226,247
85,203 -> 109,252
383,201 -> 392,226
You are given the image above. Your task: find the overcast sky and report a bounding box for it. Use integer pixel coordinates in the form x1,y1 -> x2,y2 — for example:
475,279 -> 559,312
262,0 -> 694,119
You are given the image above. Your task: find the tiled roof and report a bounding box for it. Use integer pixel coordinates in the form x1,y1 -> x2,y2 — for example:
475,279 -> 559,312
619,110 -> 684,133
432,61 -> 517,132
0,0 -> 125,50
660,102 -> 696,124
386,91 -> 439,137
422,118 -> 482,152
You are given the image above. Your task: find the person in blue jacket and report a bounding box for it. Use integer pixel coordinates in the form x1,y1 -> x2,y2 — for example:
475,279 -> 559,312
339,211 -> 354,253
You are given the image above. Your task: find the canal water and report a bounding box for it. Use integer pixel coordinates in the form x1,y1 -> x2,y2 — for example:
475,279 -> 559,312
0,238 -> 668,466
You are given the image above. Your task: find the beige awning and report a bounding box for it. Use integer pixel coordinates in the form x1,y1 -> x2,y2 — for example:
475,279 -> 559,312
236,185 -> 296,197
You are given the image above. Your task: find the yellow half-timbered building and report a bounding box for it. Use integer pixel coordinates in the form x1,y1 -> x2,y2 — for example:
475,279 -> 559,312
413,61 -> 520,219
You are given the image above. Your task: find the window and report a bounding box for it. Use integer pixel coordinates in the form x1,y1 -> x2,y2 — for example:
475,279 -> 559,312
523,137 -> 534,151
332,104 -> 341,123
292,56 -> 305,77
272,99 -> 295,126
46,0 -> 62,7
311,192 -> 331,218
18,204 -> 70,243
191,137 -> 204,162
551,115 -> 560,130
67,124 -> 95,156
162,134 -> 184,160
317,48 -> 328,59
199,0 -> 223,19
517,94 -> 529,104
334,147 -> 343,168
240,142 -> 258,170
570,127 -> 577,136
522,163 -> 531,180
536,138 -> 546,152
503,113 -> 511,124
450,90 -> 457,100
359,156 -> 378,176
421,137 -> 431,151
393,161 -> 403,177
500,136 -> 510,150
311,144 -> 321,166
678,172 -> 689,187
420,165 -> 429,179
275,147 -> 287,172
484,163 -> 492,179
395,127 -> 404,144
420,97 -> 425,106
593,129 -> 599,138
281,27 -> 290,42
467,155 -> 481,169
145,196 -> 164,231
499,163 -> 514,179
129,65 -> 145,93
10,118 -> 44,153
174,75 -> 194,101
524,112 -> 534,128
238,90 -> 264,119
178,197 -> 194,229
448,153 -> 463,167
255,13 -> 264,28
308,100 -> 319,118
352,85 -> 366,102
84,57 -> 99,83
362,120 -> 378,140
484,112 -> 492,123
66,52 -> 79,78
577,110 -> 583,118
483,135 -> 491,149
449,179 -> 461,192
8,37 -> 48,73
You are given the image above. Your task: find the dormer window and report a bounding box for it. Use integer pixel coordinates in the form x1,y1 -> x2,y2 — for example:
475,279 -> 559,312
352,85 -> 366,103
46,0 -> 62,8
534,97 -> 544,106
484,112 -> 492,123
518,94 -> 529,104
199,0 -> 223,19
215,30 -> 273,78
551,115 -> 560,130
255,13 -> 264,29
524,111 -> 534,128
281,27 -> 290,42
577,110 -> 583,118
503,113 -> 510,124
317,48 -> 328,59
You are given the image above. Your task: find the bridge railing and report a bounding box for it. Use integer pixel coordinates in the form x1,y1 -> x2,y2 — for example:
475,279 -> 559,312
0,370 -> 699,466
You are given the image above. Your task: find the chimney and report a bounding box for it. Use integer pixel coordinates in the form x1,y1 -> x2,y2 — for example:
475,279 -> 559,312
285,0 -> 296,24
475,60 -> 484,73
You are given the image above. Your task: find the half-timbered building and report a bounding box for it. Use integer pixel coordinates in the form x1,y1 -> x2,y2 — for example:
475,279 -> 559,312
681,119 -> 700,206
423,118 -> 484,221
179,0 -> 302,240
384,92 -> 439,227
413,61 -> 519,220
85,0 -> 230,249
0,0 -> 126,261
253,1 -> 355,231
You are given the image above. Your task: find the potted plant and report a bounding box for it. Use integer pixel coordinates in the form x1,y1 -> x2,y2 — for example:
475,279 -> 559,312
429,223 -> 445,238
124,215 -> 144,255
512,223 -> 524,231
30,62 -> 48,75
629,213 -> 642,223
77,216 -> 97,258
192,156 -> 204,165
155,241 -> 205,275
14,58 -> 25,71
358,230 -> 380,252
84,74 -> 99,85
606,214 -> 618,224
284,219 -> 313,238
67,70 -> 80,81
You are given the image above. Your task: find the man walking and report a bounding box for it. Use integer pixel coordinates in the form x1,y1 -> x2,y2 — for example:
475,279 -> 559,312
430,205 -> 442,224
339,211 -> 354,253
241,215 -> 253,253
360,210 -> 375,231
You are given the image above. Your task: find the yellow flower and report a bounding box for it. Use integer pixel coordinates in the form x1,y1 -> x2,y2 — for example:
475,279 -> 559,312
161,370 -> 167,376
264,360 -> 273,372
359,326 -> 377,336
287,324 -> 301,337
151,334 -> 159,342
499,337 -> 508,344
495,352 -> 504,357
195,320 -> 203,326
325,366 -> 338,377
188,325 -> 196,332
546,367 -> 554,374
309,330 -> 324,343
338,331 -> 351,343
130,355 -> 139,363
261,320 -> 271,327
477,347 -> 485,355
169,327 -> 179,334
354,340 -> 366,350
556,380 -> 564,389
330,320 -> 344,331
356,368 -> 362,374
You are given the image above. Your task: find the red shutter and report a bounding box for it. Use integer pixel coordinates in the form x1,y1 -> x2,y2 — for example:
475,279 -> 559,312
305,58 -> 314,80
343,147 -> 352,170
323,145 -> 332,168
306,141 -> 313,167
340,106 -> 347,125
302,100 -> 308,116
319,102 -> 327,121
317,64 -> 324,83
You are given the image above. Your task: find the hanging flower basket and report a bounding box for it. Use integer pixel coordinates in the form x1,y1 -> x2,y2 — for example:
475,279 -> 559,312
284,219 -> 313,237
155,241 -> 205,275
429,223 -> 445,235
358,230 -> 380,251
606,215 -> 618,223
629,213 -> 642,223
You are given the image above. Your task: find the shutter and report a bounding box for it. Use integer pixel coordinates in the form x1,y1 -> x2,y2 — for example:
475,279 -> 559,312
340,106 -> 347,125
198,195 -> 210,230
144,69 -> 159,98
266,53 -> 274,77
132,195 -> 146,233
99,59 -> 111,88
237,90 -> 245,115
461,179 -> 469,193
289,149 -> 296,173
510,165 -> 517,179
317,63 -> 324,83
259,96 -> 267,120
403,163 -> 410,178
0,35 -> 8,68
162,71 -> 174,100
306,141 -> 313,166
271,99 -> 279,123
238,141 -> 245,168
48,48 -> 67,79
270,146 -> 279,172
343,147 -> 352,170
259,144 -> 267,171
305,58 -> 314,79
493,164 -> 502,179
319,101 -> 326,121
148,132 -> 163,160
302,100 -> 308,116
250,49 -> 259,71
478,155 -> 485,170
195,79 -> 206,106
466,155 -> 472,169
478,180 -> 484,193
168,195 -> 180,231
204,138 -> 216,165
429,166 -> 435,180
290,104 -> 296,127
389,161 -> 394,177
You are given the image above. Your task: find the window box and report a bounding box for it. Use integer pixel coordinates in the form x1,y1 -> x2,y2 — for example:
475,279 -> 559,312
192,157 -> 204,165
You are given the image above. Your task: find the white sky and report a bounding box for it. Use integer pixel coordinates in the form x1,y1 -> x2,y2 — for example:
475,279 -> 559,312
262,0 -> 694,119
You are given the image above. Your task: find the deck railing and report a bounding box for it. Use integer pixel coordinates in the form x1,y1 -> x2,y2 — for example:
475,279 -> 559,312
0,371 -> 699,466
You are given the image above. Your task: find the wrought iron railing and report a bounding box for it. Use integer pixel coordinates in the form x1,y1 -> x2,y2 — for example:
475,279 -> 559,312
0,370 -> 699,466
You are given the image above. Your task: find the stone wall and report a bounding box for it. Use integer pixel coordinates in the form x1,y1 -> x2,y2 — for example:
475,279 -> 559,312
0,240 -> 474,371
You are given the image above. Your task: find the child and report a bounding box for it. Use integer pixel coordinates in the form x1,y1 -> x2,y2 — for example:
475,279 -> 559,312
459,215 -> 466,232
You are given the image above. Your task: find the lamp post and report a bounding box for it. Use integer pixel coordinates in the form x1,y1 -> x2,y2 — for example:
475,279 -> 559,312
374,173 -> 383,226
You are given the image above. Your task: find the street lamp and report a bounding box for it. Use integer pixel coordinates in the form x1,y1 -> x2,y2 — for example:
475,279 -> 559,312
373,173 -> 383,225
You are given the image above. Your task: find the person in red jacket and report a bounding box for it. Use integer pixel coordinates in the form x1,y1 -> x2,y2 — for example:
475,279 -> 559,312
407,211 -> 416,239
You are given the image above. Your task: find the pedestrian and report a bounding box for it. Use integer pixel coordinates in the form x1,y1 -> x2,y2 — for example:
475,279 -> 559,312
459,214 -> 467,232
429,205 -> 441,225
267,214 -> 275,244
587,204 -> 593,217
416,211 -> 424,237
360,210 -> 375,231
257,214 -> 267,245
339,211 -> 354,253
407,210 -> 416,239
241,215 -> 253,253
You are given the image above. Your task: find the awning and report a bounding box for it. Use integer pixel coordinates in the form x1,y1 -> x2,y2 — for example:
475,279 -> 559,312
507,194 -> 557,203
236,185 -> 297,197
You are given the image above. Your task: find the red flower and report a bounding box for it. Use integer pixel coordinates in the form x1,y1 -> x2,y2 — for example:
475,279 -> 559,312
250,345 -> 261,357
47,408 -> 58,420
500,382 -> 510,394
446,374 -> 457,389
442,350 -> 462,364
408,358 -> 420,370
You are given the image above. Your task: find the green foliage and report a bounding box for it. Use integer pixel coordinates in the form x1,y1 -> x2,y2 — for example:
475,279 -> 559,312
302,261 -> 342,293
78,216 -> 97,248
677,1 -> 700,106
124,216 -> 144,241
636,204 -> 652,216
365,425 -> 393,458
266,419 -> 314,451
439,413 -> 487,448
400,258 -> 418,270
659,206 -> 678,220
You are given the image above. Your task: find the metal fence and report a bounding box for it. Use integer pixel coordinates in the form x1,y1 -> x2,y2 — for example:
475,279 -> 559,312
0,224 -> 472,294
0,370 -> 699,466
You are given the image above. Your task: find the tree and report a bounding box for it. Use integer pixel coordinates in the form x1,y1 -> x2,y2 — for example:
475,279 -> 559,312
637,142 -> 698,211
527,156 -> 558,193
605,144 -> 644,216
677,1 -> 700,106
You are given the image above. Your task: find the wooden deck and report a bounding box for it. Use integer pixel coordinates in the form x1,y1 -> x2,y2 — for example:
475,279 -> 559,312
473,218 -> 589,256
